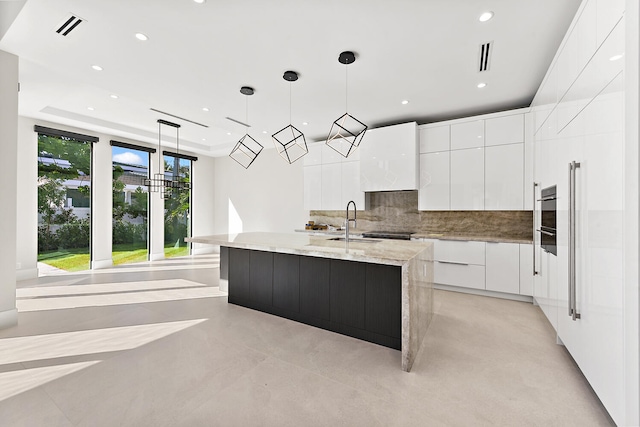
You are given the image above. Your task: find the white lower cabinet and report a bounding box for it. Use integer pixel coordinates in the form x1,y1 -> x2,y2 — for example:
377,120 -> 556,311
435,262 -> 485,290
485,242 -> 520,294
519,244 -> 533,296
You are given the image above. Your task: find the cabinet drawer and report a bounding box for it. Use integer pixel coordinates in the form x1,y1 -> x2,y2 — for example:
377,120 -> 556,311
435,240 -> 485,265
434,262 -> 485,289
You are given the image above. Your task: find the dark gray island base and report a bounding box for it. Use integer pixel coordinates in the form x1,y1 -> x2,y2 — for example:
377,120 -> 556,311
223,247 -> 402,350
187,232 -> 433,371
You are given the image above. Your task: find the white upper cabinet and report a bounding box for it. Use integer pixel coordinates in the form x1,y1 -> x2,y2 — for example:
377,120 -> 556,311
320,163 -> 342,211
450,120 -> 484,150
303,165 -> 322,211
419,152 -> 450,210
360,122 -> 418,192
341,161 -> 365,208
303,144 -> 322,166
321,143 -> 344,164
419,125 -> 449,153
485,115 -> 524,146
450,147 -> 484,210
485,143 -> 524,210
485,242 -> 520,294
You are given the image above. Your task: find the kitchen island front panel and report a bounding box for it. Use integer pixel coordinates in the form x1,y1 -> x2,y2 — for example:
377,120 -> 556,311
187,232 -> 433,371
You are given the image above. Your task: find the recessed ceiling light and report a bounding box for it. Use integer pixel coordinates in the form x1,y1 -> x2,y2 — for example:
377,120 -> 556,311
135,33 -> 148,41
609,54 -> 624,61
110,94 -> 118,99
202,138 -> 206,141
302,122 -> 308,125
477,82 -> 487,88
193,0 -> 205,3
202,107 -> 209,112
87,107 -> 94,111
262,130 -> 267,134
227,132 -> 231,135
401,100 -> 409,105
479,11 -> 494,22
91,65 -> 103,71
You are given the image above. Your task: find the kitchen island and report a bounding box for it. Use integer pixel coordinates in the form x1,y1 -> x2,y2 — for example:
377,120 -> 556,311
186,232 -> 434,372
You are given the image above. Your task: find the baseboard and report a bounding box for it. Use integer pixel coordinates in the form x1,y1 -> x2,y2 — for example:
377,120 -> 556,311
91,259 -> 113,270
16,268 -> 38,281
0,308 -> 18,329
434,284 -> 534,303
149,252 -> 165,261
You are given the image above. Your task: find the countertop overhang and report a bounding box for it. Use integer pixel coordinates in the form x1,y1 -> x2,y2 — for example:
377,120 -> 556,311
187,232 -> 431,266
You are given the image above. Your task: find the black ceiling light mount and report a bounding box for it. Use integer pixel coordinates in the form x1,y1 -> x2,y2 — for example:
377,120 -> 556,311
145,119 -> 190,199
272,71 -> 308,164
229,86 -> 263,169
326,51 -> 367,158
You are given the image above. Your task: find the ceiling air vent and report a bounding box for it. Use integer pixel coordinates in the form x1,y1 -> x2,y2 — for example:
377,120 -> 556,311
55,14 -> 83,37
478,41 -> 492,72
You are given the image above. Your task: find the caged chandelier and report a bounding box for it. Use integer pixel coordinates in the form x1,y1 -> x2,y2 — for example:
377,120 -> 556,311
325,51 -> 368,158
229,86 -> 263,169
145,119 -> 191,199
272,71 -> 308,164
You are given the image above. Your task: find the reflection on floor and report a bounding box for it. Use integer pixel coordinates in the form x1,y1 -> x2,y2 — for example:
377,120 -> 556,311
0,254 -> 613,426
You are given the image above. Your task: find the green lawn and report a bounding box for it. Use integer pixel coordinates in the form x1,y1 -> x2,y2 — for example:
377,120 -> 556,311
39,242 -> 191,271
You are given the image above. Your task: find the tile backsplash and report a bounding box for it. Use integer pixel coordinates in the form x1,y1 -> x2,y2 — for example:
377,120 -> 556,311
310,190 -> 532,241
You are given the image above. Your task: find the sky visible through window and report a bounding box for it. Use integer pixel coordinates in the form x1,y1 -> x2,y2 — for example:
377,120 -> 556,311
112,146 -> 149,167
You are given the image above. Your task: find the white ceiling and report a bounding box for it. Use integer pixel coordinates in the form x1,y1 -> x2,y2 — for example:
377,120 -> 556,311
0,0 -> 581,157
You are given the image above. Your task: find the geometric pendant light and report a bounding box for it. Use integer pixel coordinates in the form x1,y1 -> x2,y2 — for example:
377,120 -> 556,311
326,51 -> 368,158
272,71 -> 308,164
146,119 -> 188,199
229,86 -> 263,169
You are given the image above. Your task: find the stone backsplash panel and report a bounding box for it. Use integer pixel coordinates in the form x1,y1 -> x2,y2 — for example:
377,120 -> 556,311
310,190 -> 533,241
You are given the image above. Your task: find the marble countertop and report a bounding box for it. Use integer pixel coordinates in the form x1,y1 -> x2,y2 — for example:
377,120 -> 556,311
187,232 -> 431,266
294,229 -> 531,245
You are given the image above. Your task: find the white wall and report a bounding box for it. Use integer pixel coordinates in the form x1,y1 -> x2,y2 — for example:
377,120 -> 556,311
192,154 -> 216,254
0,50 -> 18,328
213,146 -> 307,235
15,117 -> 217,273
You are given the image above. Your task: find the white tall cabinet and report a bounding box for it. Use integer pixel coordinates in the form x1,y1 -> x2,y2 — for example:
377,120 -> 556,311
530,1 -> 636,424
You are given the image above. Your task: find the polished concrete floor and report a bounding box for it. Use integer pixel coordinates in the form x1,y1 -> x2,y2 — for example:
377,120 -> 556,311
0,255 -> 613,426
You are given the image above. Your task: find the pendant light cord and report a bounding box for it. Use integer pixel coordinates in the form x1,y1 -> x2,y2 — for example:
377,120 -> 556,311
345,64 -> 348,113
289,82 -> 292,124
158,122 -> 162,173
245,96 -> 249,132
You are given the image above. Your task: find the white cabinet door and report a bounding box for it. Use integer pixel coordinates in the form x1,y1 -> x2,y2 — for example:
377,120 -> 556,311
485,114 -> 524,146
341,161 -> 364,208
419,125 -> 449,153
435,240 -> 485,265
450,120 -> 484,150
303,165 -> 322,211
450,148 -> 484,210
303,144 -> 322,166
435,263 -> 485,289
485,242 -> 520,294
321,163 -> 342,210
519,244 -> 534,296
485,143 -> 524,210
321,143 -> 344,164
419,152 -> 449,210
360,122 -> 418,192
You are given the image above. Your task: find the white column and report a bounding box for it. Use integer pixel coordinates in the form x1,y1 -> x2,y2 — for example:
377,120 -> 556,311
149,151 -> 165,260
16,117 -> 38,280
0,50 -> 18,329
191,155 -> 216,255
90,134 -> 113,269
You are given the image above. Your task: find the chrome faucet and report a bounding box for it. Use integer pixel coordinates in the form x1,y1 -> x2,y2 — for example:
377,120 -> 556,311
345,200 -> 357,243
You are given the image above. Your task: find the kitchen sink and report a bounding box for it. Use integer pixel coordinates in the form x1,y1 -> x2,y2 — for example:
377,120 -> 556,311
329,237 -> 381,243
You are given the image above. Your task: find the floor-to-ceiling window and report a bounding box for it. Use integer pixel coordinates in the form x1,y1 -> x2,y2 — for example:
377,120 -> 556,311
111,141 -> 153,265
163,153 -> 193,258
36,126 -> 96,273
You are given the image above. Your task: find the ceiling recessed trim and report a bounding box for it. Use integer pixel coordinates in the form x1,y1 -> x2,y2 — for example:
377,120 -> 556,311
149,108 -> 209,128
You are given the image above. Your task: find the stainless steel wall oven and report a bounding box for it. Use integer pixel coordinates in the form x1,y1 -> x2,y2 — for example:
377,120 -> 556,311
539,185 -> 557,255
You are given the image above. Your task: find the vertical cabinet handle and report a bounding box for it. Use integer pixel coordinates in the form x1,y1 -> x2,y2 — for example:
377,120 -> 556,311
569,161 -> 581,320
533,182 -> 539,276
